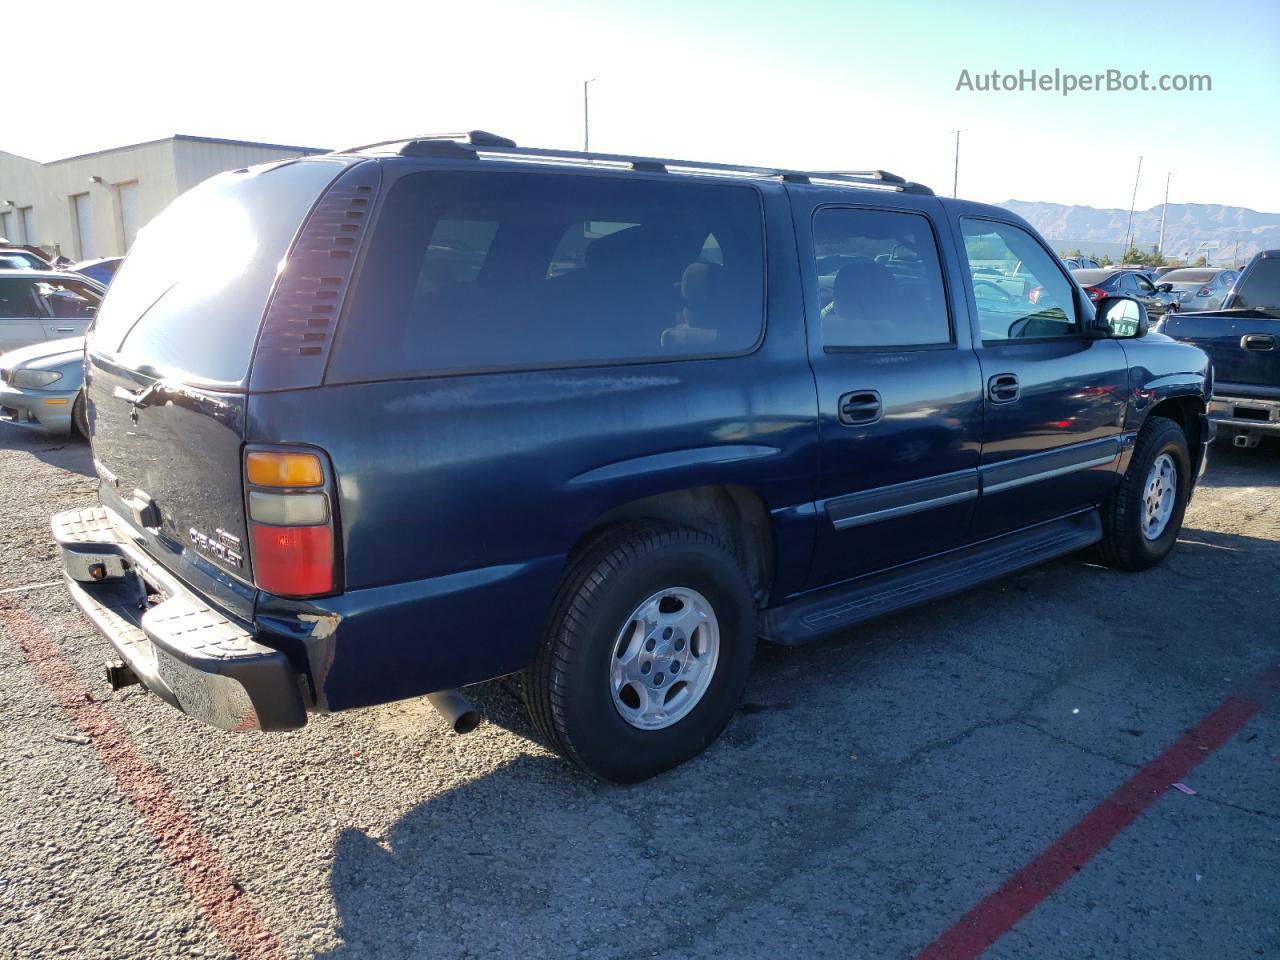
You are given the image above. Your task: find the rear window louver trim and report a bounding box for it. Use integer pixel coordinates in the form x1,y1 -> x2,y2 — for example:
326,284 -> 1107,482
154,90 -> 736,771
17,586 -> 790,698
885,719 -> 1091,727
248,161 -> 382,390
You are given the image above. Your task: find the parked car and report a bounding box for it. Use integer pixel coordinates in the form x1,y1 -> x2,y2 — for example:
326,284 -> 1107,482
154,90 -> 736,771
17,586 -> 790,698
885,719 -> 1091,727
0,248 -> 54,271
1158,267 -> 1239,312
0,270 -> 104,352
1062,256 -> 1101,269
1160,250 -> 1280,448
69,256 -> 125,287
1071,267 -> 1176,316
1152,265 -> 1181,280
0,336 -> 87,435
52,132 -> 1212,782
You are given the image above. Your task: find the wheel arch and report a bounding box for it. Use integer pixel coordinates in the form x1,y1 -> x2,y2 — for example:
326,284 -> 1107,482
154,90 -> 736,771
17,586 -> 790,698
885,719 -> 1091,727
1145,394 -> 1206,479
570,485 -> 775,607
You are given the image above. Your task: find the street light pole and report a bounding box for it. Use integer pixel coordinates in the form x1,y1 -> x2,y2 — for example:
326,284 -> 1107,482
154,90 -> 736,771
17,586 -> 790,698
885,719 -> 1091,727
1157,172 -> 1171,258
583,78 -> 596,152
952,129 -> 965,198
1123,155 -> 1143,260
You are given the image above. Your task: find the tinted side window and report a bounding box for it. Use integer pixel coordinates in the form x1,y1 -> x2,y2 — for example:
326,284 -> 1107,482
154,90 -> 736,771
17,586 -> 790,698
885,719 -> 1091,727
960,219 -> 1078,341
0,278 -> 44,317
1135,275 -> 1155,293
38,280 -> 99,318
329,171 -> 765,380
811,207 -> 950,348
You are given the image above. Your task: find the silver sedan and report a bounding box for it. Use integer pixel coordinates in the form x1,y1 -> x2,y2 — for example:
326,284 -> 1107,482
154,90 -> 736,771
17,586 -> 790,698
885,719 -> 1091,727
1158,267 -> 1239,312
0,337 -> 87,435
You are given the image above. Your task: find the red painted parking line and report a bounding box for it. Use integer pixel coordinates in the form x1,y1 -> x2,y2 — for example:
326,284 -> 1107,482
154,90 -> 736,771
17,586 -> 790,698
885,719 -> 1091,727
917,662 -> 1280,960
3,604 -> 286,960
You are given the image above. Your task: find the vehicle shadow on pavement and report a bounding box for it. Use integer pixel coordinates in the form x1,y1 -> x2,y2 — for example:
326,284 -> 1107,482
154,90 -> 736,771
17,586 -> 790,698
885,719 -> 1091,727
0,427 -> 93,477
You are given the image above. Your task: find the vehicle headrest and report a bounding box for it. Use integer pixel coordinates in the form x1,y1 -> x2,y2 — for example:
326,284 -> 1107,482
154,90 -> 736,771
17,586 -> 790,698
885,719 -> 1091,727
833,260 -> 897,312
681,261 -> 723,308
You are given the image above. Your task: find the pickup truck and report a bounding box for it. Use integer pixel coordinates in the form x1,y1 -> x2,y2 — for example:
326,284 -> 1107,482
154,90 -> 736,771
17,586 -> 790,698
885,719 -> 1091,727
1160,250 -> 1280,448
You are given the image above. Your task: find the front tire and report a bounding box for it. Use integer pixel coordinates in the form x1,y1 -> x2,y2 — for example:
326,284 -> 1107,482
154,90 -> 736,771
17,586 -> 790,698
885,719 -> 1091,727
72,391 -> 89,439
1097,416 -> 1190,570
525,522 -> 757,783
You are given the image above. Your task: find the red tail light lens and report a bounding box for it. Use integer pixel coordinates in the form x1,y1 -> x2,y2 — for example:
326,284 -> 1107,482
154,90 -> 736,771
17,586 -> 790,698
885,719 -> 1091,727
250,524 -> 334,597
1028,285 -> 1044,304
244,445 -> 339,598
1084,286 -> 1106,302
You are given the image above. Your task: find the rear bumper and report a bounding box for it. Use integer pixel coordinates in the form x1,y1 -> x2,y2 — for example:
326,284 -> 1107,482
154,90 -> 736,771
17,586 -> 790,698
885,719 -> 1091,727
1209,395 -> 1280,436
52,505 -> 306,731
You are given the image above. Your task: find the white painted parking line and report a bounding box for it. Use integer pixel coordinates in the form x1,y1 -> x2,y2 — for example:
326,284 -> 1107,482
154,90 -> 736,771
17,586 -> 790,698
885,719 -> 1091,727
0,580 -> 63,596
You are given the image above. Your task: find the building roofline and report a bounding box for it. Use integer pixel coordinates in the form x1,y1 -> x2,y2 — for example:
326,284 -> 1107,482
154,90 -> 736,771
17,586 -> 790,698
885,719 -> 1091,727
45,135 -> 327,165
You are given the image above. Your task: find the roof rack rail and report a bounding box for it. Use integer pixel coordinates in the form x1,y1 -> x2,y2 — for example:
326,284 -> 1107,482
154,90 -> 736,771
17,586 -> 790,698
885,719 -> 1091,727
335,129 -> 516,155
337,132 -> 934,195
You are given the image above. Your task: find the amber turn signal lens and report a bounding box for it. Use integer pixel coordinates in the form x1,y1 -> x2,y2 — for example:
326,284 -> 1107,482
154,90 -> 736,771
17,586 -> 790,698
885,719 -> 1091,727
245,451 -> 324,487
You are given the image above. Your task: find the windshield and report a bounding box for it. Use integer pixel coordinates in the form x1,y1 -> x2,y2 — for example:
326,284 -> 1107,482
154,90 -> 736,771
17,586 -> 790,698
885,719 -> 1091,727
90,158 -> 346,386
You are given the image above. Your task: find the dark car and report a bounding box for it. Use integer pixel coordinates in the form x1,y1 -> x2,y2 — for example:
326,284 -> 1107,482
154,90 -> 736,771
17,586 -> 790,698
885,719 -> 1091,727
1071,267 -> 1175,316
69,256 -> 125,287
1160,250 -> 1280,448
53,132 -> 1213,782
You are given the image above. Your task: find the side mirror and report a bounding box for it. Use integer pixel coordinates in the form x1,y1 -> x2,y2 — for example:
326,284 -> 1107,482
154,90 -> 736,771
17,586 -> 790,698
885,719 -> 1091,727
1157,282 -> 1173,293
1095,296 -> 1149,339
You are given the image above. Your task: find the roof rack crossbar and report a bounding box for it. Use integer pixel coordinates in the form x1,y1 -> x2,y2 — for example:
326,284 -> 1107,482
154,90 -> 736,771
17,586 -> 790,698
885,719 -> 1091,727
336,132 -> 933,195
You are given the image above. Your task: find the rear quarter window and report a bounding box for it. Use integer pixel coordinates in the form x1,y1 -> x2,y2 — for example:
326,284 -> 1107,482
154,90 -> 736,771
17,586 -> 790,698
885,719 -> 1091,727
327,170 -> 765,381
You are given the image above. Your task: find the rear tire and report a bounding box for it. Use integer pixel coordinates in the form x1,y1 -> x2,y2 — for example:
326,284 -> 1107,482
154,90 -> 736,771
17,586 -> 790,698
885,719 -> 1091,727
524,522 -> 757,783
1096,416 -> 1190,570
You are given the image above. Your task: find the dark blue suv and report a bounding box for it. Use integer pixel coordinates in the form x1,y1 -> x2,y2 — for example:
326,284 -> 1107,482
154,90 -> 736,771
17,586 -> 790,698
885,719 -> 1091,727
54,132 -> 1212,782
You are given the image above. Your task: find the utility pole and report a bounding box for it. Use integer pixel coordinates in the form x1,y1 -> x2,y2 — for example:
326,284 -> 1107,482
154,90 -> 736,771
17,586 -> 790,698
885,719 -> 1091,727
583,78 -> 596,152
952,129 -> 965,198
1156,172 -> 1171,258
1123,155 -> 1143,260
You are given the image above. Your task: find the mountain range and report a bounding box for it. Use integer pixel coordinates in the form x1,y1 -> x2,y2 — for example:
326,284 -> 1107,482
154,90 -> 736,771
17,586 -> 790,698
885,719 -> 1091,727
998,200 -> 1280,264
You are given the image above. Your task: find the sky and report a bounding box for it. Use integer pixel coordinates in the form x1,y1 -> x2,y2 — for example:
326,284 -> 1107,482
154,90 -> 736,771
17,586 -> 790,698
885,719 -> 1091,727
8,0 -> 1279,213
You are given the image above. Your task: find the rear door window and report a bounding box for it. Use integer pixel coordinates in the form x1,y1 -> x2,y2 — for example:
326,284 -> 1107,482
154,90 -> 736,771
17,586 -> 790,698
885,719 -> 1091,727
328,170 -> 765,380
812,207 -> 951,348
91,159 -> 347,385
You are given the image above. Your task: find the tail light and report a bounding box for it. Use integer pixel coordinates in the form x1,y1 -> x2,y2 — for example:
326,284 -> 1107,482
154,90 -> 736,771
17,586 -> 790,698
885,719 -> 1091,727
1083,286 -> 1106,302
1196,285 -> 1213,297
244,448 -> 338,597
1028,285 -> 1044,304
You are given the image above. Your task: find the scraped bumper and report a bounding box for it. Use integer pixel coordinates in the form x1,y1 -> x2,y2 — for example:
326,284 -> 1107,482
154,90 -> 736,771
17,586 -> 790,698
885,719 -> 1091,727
52,505 -> 306,731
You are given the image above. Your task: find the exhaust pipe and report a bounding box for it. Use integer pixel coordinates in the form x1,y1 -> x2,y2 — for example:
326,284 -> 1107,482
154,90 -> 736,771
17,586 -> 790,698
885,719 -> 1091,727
427,689 -> 482,735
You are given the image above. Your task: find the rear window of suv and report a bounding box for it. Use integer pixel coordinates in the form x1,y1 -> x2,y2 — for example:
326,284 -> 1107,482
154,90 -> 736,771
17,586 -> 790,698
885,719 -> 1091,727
91,159 -> 347,385
327,170 -> 765,381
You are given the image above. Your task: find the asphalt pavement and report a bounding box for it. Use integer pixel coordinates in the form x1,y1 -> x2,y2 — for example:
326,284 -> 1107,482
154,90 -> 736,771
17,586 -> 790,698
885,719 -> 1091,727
0,426 -> 1276,960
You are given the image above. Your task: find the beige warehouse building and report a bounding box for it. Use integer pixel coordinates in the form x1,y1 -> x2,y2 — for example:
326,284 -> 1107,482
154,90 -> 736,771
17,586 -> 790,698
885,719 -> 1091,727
0,135 -> 326,261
